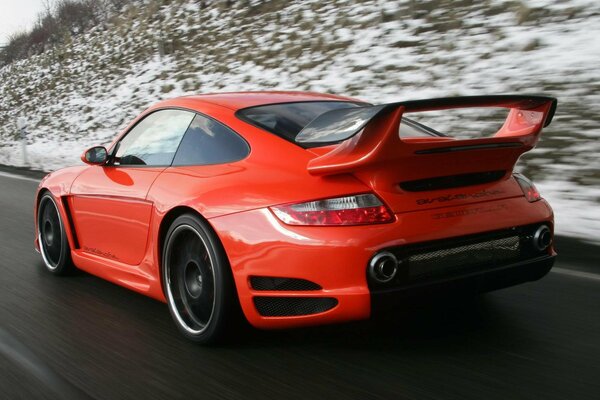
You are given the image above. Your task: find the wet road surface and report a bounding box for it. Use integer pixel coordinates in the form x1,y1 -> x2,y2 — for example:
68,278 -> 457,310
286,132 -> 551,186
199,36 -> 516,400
0,172 -> 598,400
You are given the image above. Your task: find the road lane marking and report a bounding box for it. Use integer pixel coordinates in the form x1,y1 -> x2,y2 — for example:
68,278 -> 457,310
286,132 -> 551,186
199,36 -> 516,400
0,171 -> 41,183
552,267 -> 600,282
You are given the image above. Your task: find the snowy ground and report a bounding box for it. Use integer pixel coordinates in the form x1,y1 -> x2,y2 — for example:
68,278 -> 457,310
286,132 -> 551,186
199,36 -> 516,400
0,0 -> 598,242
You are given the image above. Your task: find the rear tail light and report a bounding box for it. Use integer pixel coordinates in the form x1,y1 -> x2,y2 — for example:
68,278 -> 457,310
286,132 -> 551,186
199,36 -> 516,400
270,194 -> 394,226
514,174 -> 542,202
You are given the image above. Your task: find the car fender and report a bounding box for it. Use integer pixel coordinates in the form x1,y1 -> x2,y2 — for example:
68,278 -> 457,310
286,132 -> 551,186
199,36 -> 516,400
35,166 -> 88,252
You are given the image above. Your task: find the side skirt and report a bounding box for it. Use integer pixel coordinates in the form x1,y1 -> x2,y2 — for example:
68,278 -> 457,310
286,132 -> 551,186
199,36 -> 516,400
71,250 -> 166,302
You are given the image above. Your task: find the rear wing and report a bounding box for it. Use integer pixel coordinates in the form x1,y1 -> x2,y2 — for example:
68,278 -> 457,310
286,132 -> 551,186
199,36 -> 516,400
297,95 -> 557,179
297,95 -> 556,144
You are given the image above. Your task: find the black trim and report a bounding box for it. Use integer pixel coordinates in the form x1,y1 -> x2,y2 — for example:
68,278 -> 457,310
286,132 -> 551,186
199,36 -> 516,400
545,98 -> 558,127
371,255 -> 555,311
61,196 -> 79,249
254,297 -> 338,317
415,142 -> 523,154
367,223 -> 552,291
250,277 -> 322,291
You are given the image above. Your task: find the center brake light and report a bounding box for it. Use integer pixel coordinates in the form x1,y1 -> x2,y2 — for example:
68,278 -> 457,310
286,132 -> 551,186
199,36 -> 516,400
270,194 -> 394,226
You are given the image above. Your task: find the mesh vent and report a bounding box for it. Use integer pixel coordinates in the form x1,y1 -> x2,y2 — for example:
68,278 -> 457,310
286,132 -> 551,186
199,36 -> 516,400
250,277 -> 321,291
254,297 -> 338,317
366,225 -> 550,289
408,235 -> 521,280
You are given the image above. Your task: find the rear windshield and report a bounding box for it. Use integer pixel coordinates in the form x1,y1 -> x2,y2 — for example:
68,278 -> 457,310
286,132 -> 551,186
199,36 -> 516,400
236,101 -> 439,146
237,101 -> 362,143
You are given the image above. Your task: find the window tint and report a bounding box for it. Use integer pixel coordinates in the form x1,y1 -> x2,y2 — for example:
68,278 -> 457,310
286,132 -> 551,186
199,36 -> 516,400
114,109 -> 195,166
237,101 -> 364,142
172,114 -> 249,166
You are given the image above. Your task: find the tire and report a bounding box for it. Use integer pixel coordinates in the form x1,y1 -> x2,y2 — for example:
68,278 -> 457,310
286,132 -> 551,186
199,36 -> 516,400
37,193 -> 74,275
162,214 -> 238,344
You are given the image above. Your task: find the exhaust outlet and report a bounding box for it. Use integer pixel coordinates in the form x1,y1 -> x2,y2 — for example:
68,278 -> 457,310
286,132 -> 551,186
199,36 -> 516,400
368,252 -> 399,283
533,225 -> 552,252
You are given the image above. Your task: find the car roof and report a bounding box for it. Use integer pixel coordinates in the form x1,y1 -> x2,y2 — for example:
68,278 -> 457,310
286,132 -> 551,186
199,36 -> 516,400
162,91 -> 364,111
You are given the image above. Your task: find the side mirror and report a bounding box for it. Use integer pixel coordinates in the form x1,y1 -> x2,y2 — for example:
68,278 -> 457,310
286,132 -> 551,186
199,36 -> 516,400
81,146 -> 108,165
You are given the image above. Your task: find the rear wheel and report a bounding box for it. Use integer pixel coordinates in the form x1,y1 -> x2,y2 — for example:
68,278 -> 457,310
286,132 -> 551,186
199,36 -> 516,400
37,193 -> 74,275
162,214 -> 237,343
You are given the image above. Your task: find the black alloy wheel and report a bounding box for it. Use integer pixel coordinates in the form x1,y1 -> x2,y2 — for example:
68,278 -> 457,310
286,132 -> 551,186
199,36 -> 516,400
38,193 -> 74,275
163,214 -> 238,343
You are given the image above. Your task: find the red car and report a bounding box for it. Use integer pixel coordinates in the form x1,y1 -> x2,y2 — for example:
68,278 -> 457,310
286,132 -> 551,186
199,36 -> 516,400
35,91 -> 557,343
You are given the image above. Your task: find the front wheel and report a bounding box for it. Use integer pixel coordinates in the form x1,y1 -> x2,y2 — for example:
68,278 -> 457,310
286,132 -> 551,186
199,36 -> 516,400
37,193 -> 74,275
162,214 -> 237,344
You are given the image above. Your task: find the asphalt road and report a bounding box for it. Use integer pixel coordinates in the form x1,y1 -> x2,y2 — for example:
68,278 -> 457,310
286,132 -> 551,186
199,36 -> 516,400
0,171 -> 599,400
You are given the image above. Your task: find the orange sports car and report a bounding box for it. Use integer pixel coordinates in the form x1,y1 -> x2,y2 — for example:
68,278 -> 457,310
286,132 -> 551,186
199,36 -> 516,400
34,91 -> 557,343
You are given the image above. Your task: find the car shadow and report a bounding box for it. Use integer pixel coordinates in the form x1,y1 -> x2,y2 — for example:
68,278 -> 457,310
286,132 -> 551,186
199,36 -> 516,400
226,294 -> 518,352
31,259 -> 526,356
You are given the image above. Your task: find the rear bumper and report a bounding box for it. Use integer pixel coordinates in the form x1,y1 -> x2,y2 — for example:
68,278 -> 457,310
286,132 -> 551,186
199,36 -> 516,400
209,197 -> 555,329
371,254 -> 555,311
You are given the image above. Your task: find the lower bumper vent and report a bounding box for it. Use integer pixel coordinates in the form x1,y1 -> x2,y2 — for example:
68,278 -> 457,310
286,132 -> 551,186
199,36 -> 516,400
254,297 -> 338,317
250,277 -> 321,291
408,235 -> 520,280
367,224 -> 551,289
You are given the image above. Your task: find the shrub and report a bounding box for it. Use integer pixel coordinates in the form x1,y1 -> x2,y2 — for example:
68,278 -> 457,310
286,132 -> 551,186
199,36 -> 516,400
0,0 -> 135,66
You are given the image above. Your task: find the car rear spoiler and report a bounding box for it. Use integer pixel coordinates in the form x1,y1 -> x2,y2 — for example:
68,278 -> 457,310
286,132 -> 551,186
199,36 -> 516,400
296,95 -> 557,181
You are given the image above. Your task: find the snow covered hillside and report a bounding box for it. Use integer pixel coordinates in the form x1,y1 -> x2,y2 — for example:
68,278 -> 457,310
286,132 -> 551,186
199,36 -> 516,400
0,0 -> 598,241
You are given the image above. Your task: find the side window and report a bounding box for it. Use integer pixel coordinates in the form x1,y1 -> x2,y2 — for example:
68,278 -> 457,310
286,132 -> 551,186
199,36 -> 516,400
114,109 -> 195,166
172,114 -> 249,166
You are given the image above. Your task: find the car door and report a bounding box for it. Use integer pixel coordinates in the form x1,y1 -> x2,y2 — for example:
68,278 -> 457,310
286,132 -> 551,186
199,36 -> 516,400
70,109 -> 195,265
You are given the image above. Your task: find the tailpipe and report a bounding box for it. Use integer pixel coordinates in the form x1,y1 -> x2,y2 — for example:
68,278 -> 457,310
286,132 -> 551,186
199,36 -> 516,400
368,252 -> 399,284
533,225 -> 552,252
